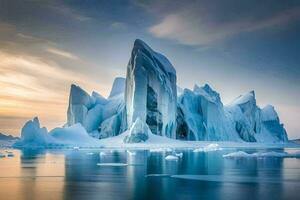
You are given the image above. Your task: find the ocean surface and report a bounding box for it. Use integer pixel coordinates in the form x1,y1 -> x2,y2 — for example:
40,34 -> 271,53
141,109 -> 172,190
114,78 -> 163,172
0,148 -> 299,200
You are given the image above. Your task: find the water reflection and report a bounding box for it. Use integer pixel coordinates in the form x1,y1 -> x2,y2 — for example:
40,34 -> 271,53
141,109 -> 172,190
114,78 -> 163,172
0,148 -> 299,200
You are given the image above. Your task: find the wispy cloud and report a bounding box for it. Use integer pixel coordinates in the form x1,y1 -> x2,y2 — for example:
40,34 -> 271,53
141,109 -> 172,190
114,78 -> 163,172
149,5 -> 300,46
0,50 -> 102,135
46,47 -> 79,60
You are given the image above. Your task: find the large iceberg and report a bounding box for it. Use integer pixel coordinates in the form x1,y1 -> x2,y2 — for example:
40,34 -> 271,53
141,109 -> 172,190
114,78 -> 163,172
125,39 -> 177,138
15,39 -> 289,148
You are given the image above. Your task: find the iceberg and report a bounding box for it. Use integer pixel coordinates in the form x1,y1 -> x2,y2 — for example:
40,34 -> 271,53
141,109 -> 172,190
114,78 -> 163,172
226,91 -> 288,142
14,117 -> 54,147
14,39 -> 290,148
125,39 -> 177,139
14,117 -> 101,148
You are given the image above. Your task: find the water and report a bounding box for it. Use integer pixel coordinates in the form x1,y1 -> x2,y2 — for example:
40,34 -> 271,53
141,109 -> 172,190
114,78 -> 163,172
0,148 -> 299,200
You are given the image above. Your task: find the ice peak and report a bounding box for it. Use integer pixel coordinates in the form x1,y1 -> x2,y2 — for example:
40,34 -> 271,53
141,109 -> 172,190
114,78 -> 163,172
131,39 -> 176,75
261,105 -> 279,121
133,39 -> 149,50
33,117 -> 40,127
230,90 -> 256,105
108,77 -> 126,98
193,84 -> 221,103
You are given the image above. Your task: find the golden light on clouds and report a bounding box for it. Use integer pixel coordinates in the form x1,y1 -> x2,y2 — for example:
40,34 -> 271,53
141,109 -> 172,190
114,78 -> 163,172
0,50 -> 108,136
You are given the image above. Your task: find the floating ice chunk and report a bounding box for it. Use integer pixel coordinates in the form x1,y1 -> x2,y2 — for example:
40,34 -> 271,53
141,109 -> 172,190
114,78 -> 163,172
96,163 -> 128,166
73,146 -> 79,150
175,152 -> 183,158
193,144 -> 222,152
86,152 -> 94,155
165,155 -> 179,161
99,152 -> 106,156
223,151 -> 300,158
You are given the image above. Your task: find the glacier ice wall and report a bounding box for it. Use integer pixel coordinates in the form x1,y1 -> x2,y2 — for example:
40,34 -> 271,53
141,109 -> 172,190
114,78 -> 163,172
125,39 -> 177,138
66,78 -> 126,138
176,84 -> 241,141
225,91 -> 288,142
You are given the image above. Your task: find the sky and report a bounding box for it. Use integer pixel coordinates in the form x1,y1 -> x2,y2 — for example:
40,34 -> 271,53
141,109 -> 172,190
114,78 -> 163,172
0,0 -> 299,139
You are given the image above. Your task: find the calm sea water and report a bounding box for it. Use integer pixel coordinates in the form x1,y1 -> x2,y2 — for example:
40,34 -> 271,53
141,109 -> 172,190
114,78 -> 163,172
0,148 -> 299,200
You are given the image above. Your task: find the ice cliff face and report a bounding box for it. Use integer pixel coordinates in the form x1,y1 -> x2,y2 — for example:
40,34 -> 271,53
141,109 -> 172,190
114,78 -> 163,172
226,91 -> 288,142
66,78 -> 126,139
125,39 -> 177,138
108,77 -> 126,98
176,84 -> 240,141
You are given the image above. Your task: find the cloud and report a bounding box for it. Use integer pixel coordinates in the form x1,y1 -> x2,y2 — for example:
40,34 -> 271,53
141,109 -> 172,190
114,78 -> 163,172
46,47 -> 79,60
0,50 -> 102,135
110,22 -> 128,30
149,4 -> 300,46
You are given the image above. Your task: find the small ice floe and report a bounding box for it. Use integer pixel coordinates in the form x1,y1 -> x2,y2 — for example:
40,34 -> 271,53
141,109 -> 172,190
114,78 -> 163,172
127,150 -> 136,156
175,152 -> 183,158
0,152 -> 5,158
193,144 -> 222,152
165,155 -> 179,161
99,152 -> 106,156
86,152 -> 94,155
96,163 -> 128,167
223,151 -> 300,158
73,146 -> 80,150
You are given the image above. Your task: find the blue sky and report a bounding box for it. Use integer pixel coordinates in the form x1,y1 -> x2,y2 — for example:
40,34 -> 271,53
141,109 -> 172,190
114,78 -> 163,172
0,0 -> 299,138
